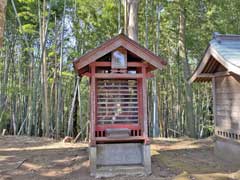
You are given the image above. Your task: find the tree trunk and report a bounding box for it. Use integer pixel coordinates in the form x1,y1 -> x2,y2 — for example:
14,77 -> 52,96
124,0 -> 128,35
67,77 -> 79,136
145,0 -> 148,48
127,0 -> 139,42
118,0 -> 121,32
73,84 -> 79,137
0,0 -> 7,47
57,0 -> 66,139
178,5 -> 195,138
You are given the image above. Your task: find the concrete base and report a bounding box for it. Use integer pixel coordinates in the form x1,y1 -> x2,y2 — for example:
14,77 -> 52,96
89,146 -> 96,176
95,165 -> 145,178
214,138 -> 240,165
89,143 -> 151,177
143,144 -> 152,175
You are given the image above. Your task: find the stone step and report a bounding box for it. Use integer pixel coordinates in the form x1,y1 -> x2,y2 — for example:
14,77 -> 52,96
96,165 -> 146,178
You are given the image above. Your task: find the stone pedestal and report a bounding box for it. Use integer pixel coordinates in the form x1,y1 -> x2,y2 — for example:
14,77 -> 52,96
89,143 -> 152,177
214,137 -> 240,165
143,144 -> 152,175
89,146 -> 96,176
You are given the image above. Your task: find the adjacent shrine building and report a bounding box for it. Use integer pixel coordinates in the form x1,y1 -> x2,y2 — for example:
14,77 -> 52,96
189,33 -> 240,164
73,33 -> 166,177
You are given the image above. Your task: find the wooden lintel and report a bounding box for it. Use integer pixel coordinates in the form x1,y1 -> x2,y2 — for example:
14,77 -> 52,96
213,71 -> 230,77
95,136 -> 145,143
96,124 -> 140,131
94,61 -> 147,67
128,62 -> 148,67
196,73 -> 214,78
95,73 -> 142,79
198,71 -> 230,78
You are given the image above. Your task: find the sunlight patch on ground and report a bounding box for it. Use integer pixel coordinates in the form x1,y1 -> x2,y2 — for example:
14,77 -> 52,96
151,137 -> 213,152
53,155 -> 86,163
174,170 -> 240,180
38,159 -> 89,177
22,162 -> 42,171
0,141 -> 88,152
0,155 -> 13,161
0,136 -> 239,180
153,137 -> 183,142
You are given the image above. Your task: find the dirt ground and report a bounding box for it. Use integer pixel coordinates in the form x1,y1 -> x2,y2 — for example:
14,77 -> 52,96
0,136 -> 239,180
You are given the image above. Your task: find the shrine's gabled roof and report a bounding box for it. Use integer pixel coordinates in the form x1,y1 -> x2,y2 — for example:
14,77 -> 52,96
73,33 -> 167,74
189,33 -> 240,83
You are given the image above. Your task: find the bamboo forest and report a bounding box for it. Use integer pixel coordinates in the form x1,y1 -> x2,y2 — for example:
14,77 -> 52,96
1,0 -> 240,179
2,0 -> 238,139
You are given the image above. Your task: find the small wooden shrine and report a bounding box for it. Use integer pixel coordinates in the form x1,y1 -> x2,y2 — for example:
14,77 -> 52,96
189,33 -> 240,164
73,33 -> 166,177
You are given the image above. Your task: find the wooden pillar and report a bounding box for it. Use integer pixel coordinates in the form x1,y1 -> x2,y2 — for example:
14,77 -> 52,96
212,77 -> 216,133
90,63 -> 96,146
142,66 -> 150,144
137,78 -> 143,135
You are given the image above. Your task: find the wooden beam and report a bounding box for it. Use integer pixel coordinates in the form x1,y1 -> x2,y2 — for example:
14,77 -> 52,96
96,136 -> 145,143
94,61 -> 147,67
96,124 -> 140,131
195,73 -> 214,78
213,71 -> 230,77
95,62 -> 110,67
196,71 -> 230,78
95,73 -> 142,79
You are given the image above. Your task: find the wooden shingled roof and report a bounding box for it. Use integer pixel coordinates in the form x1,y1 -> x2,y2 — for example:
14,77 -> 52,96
189,33 -> 240,83
73,33 -> 167,74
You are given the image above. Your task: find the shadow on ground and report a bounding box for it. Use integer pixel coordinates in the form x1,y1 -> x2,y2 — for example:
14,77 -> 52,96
151,137 -> 240,180
0,136 -> 239,180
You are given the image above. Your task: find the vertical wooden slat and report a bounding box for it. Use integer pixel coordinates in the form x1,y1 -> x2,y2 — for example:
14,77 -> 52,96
96,79 -> 139,124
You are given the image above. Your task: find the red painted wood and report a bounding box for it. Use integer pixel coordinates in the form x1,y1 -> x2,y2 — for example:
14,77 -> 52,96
90,63 -> 96,146
137,78 -> 143,136
146,72 -> 154,79
94,61 -> 147,68
95,136 -> 145,143
95,73 -> 142,79
96,124 -> 140,131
